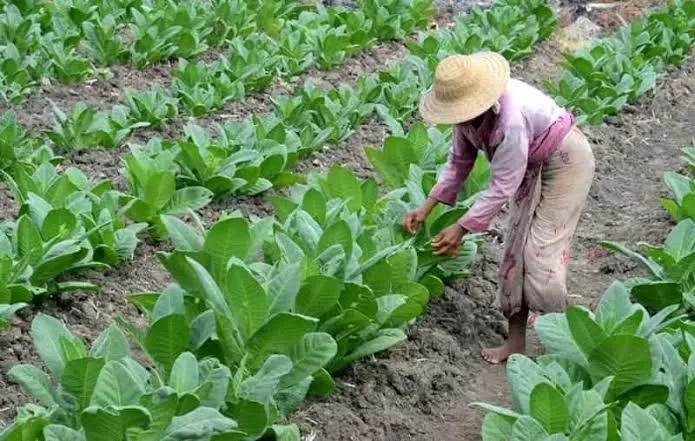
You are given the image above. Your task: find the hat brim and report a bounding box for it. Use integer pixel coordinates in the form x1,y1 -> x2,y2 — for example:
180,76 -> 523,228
419,52 -> 510,125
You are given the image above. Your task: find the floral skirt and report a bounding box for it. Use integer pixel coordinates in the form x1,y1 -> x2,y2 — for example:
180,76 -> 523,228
497,127 -> 595,318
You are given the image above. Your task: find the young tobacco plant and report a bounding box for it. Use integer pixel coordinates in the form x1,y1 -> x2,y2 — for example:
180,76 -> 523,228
4,314 -> 243,440
125,228 -> 335,440
0,112 -> 59,178
662,146 -> 695,222
128,8 -> 180,67
221,35 -> 280,93
81,14 -> 129,65
359,0 -> 436,40
5,163 -> 146,266
164,122 -> 286,197
120,146 -> 214,240
601,219 -> 695,314
364,123 -> 487,282
156,0 -> 212,59
0,42 -> 45,103
172,58 -> 243,116
40,36 -> 93,84
124,86 -> 177,128
271,82 -> 374,145
47,102 -> 146,150
205,0 -> 257,47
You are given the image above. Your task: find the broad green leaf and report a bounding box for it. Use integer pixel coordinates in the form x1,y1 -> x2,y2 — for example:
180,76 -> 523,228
81,407 -> 128,441
43,425 -> 86,441
507,355 -> 549,415
239,354 -> 292,404
535,314 -> 587,367
566,307 -> 607,358
225,264 -> 269,337
163,186 -> 213,215
511,415 -> 549,441
226,399 -> 267,439
530,383 -> 569,434
90,360 -> 146,407
246,313 -> 317,369
620,402 -> 667,441
152,285 -> 185,321
337,328 -> 406,370
480,413 -> 514,441
62,357 -> 106,410
32,313 -> 75,377
89,323 -> 130,361
631,281 -> 682,312
41,208 -> 77,239
8,364 -> 57,408
324,166 -> 361,212
588,334 -> 652,395
294,275 -> 341,318
145,315 -> 190,374
280,332 -> 337,389
267,262 -> 301,315
271,424 -> 301,441
302,188 -> 326,225
135,390 -> 178,441
161,215 -> 202,252
169,352 -> 199,394
317,220 -> 353,260
595,282 -> 634,333
204,217 -> 251,267
189,310 -> 216,350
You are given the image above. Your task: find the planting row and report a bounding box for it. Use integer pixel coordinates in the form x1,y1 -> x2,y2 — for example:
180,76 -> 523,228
0,0 -> 558,439
0,0 -> 431,104
474,1 -> 695,439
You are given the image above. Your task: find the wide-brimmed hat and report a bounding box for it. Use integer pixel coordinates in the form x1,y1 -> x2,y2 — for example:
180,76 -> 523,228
419,52 -> 510,125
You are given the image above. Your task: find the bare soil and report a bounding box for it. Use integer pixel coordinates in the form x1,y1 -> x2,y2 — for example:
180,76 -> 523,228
0,3 -> 685,440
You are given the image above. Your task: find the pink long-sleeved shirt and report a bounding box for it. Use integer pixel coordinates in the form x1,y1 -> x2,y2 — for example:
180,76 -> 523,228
429,79 -> 574,233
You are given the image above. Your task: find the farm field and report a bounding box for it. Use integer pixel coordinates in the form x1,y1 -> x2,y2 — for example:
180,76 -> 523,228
0,0 -> 693,440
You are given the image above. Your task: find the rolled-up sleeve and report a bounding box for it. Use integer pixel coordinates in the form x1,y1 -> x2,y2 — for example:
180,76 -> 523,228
429,125 -> 477,206
458,125 -> 529,233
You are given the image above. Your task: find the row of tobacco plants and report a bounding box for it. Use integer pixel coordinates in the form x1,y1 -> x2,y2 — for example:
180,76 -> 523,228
0,0 -> 558,440
0,0 -> 431,104
475,1 -> 695,440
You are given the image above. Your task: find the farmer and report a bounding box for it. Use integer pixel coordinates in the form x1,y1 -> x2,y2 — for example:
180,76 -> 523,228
401,52 -> 595,364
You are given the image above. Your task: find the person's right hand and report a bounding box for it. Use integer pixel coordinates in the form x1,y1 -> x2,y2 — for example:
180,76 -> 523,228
401,208 -> 427,235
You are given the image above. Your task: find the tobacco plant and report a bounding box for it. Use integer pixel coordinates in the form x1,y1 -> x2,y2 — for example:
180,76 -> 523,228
46,102 -> 146,150
601,219 -> 695,314
124,86 -> 178,128
0,112 -> 58,178
81,14 -> 129,65
3,314 -> 243,440
120,146 -> 214,240
125,235 -> 336,440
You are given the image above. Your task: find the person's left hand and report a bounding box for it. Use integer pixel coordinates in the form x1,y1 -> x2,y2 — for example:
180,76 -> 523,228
432,223 -> 466,257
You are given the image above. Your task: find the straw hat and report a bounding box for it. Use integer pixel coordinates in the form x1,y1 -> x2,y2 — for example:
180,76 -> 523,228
419,52 -> 510,125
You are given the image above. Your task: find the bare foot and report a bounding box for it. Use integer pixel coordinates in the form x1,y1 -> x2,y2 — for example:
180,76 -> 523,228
482,341 -> 525,365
